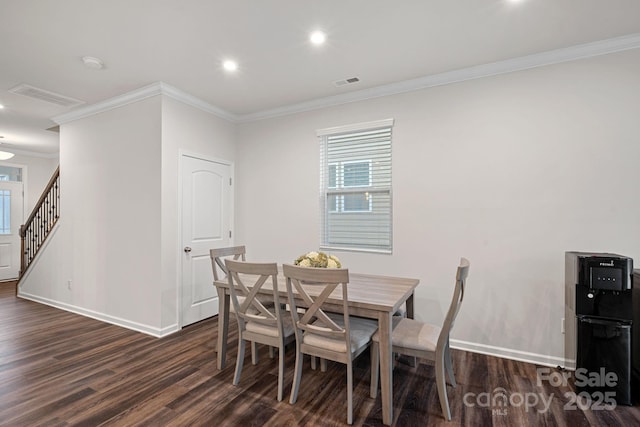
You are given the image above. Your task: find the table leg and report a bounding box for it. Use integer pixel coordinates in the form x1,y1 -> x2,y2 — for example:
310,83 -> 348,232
405,293 -> 414,319
216,286 -> 230,370
378,312 -> 393,425
405,293 -> 417,367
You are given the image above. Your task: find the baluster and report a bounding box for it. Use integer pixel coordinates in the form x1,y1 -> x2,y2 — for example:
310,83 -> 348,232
35,214 -> 39,252
38,212 -> 41,249
47,192 -> 51,230
44,194 -> 48,232
29,226 -> 33,263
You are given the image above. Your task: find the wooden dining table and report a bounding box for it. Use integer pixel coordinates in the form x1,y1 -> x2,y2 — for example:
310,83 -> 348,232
214,268 -> 420,426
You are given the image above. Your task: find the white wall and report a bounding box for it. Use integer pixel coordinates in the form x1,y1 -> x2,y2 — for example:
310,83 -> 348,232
19,96 -> 166,334
235,49 -> 640,365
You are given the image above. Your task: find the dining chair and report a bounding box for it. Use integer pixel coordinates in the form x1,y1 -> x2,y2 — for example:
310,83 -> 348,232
283,264 -> 378,425
210,246 -> 246,282
210,246 -> 275,362
225,259 -> 296,401
370,257 -> 470,421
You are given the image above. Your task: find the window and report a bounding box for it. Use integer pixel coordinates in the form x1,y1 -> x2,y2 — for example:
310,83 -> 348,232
328,161 -> 372,212
0,166 -> 22,182
0,190 -> 10,235
319,119 -> 393,253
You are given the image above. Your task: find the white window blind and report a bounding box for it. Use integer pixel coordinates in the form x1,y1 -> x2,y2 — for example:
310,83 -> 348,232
318,119 -> 393,253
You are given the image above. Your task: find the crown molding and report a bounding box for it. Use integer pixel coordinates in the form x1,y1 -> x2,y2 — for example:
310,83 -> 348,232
52,82 -> 239,125
50,33 -> 640,126
237,32 -> 640,123
52,82 -> 163,125
159,83 -> 238,122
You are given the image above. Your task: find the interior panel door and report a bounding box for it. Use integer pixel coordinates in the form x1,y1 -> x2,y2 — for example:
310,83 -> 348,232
181,155 -> 232,327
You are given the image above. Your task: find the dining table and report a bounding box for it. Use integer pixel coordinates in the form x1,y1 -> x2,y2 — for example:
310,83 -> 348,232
214,268 -> 420,426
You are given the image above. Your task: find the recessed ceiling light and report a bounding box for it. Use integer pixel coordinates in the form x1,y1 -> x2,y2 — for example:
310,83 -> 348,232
310,30 -> 326,46
82,56 -> 104,69
0,151 -> 15,160
0,104 -> 4,109
223,60 -> 238,72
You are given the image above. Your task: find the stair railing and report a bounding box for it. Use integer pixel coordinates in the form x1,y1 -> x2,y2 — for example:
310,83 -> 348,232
19,166 -> 60,277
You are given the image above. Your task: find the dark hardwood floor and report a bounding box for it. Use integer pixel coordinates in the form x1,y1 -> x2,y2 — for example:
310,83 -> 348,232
1,281 -> 639,426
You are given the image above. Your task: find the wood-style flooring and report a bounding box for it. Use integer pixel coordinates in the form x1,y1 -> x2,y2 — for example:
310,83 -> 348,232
1,281 -> 639,426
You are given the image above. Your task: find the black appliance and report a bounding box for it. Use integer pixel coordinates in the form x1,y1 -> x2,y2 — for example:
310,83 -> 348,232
565,251 -> 635,405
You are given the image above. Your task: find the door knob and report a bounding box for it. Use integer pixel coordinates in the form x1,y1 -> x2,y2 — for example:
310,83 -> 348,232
184,247 -> 192,253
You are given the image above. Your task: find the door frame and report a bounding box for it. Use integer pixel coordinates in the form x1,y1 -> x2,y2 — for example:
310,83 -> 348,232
0,161 -> 27,281
177,150 -> 234,329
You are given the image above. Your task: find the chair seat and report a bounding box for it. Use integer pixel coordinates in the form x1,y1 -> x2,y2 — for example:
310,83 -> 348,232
246,313 -> 295,337
303,313 -> 378,353
371,315 -> 403,342
373,318 -> 441,353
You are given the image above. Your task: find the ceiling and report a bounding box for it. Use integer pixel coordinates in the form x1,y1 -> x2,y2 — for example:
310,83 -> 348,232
1,0 -> 640,156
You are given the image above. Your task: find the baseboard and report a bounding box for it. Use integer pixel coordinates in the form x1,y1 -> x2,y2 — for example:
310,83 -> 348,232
15,283 -> 567,364
16,220 -> 180,338
450,338 -> 567,368
13,289 -> 572,365
16,291 -> 180,338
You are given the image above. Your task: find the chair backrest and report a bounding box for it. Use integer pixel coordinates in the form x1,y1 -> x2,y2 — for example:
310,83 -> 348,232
210,246 -> 246,281
225,259 -> 281,331
438,258 -> 470,349
282,264 -> 350,343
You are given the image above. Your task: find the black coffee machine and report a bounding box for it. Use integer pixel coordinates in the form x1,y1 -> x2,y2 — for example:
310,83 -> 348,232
565,251 -> 635,405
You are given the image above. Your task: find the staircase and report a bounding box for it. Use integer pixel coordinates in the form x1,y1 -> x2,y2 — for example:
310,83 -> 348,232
19,166 -> 60,278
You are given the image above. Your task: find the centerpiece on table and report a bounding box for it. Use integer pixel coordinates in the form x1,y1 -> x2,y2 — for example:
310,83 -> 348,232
294,251 -> 341,268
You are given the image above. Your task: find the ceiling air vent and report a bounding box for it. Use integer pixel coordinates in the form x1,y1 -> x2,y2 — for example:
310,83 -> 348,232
9,83 -> 85,108
333,77 -> 360,87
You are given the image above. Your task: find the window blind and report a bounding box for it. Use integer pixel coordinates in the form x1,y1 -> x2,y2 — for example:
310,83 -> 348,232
319,119 -> 393,253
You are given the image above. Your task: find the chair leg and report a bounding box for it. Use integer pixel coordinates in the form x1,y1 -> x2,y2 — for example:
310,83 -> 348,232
251,341 -> 258,365
370,341 -> 379,398
233,337 -> 246,386
269,345 -> 276,359
320,358 -> 328,372
445,343 -> 456,387
289,343 -> 303,404
435,351 -> 452,420
311,356 -> 317,370
347,362 -> 353,425
277,344 -> 285,401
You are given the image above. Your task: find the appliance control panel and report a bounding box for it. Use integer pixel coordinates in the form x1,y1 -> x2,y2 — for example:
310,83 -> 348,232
591,266 -> 624,291
577,255 -> 633,291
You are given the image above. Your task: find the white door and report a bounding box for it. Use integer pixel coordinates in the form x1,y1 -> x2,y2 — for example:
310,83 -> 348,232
0,181 -> 23,280
181,155 -> 232,327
